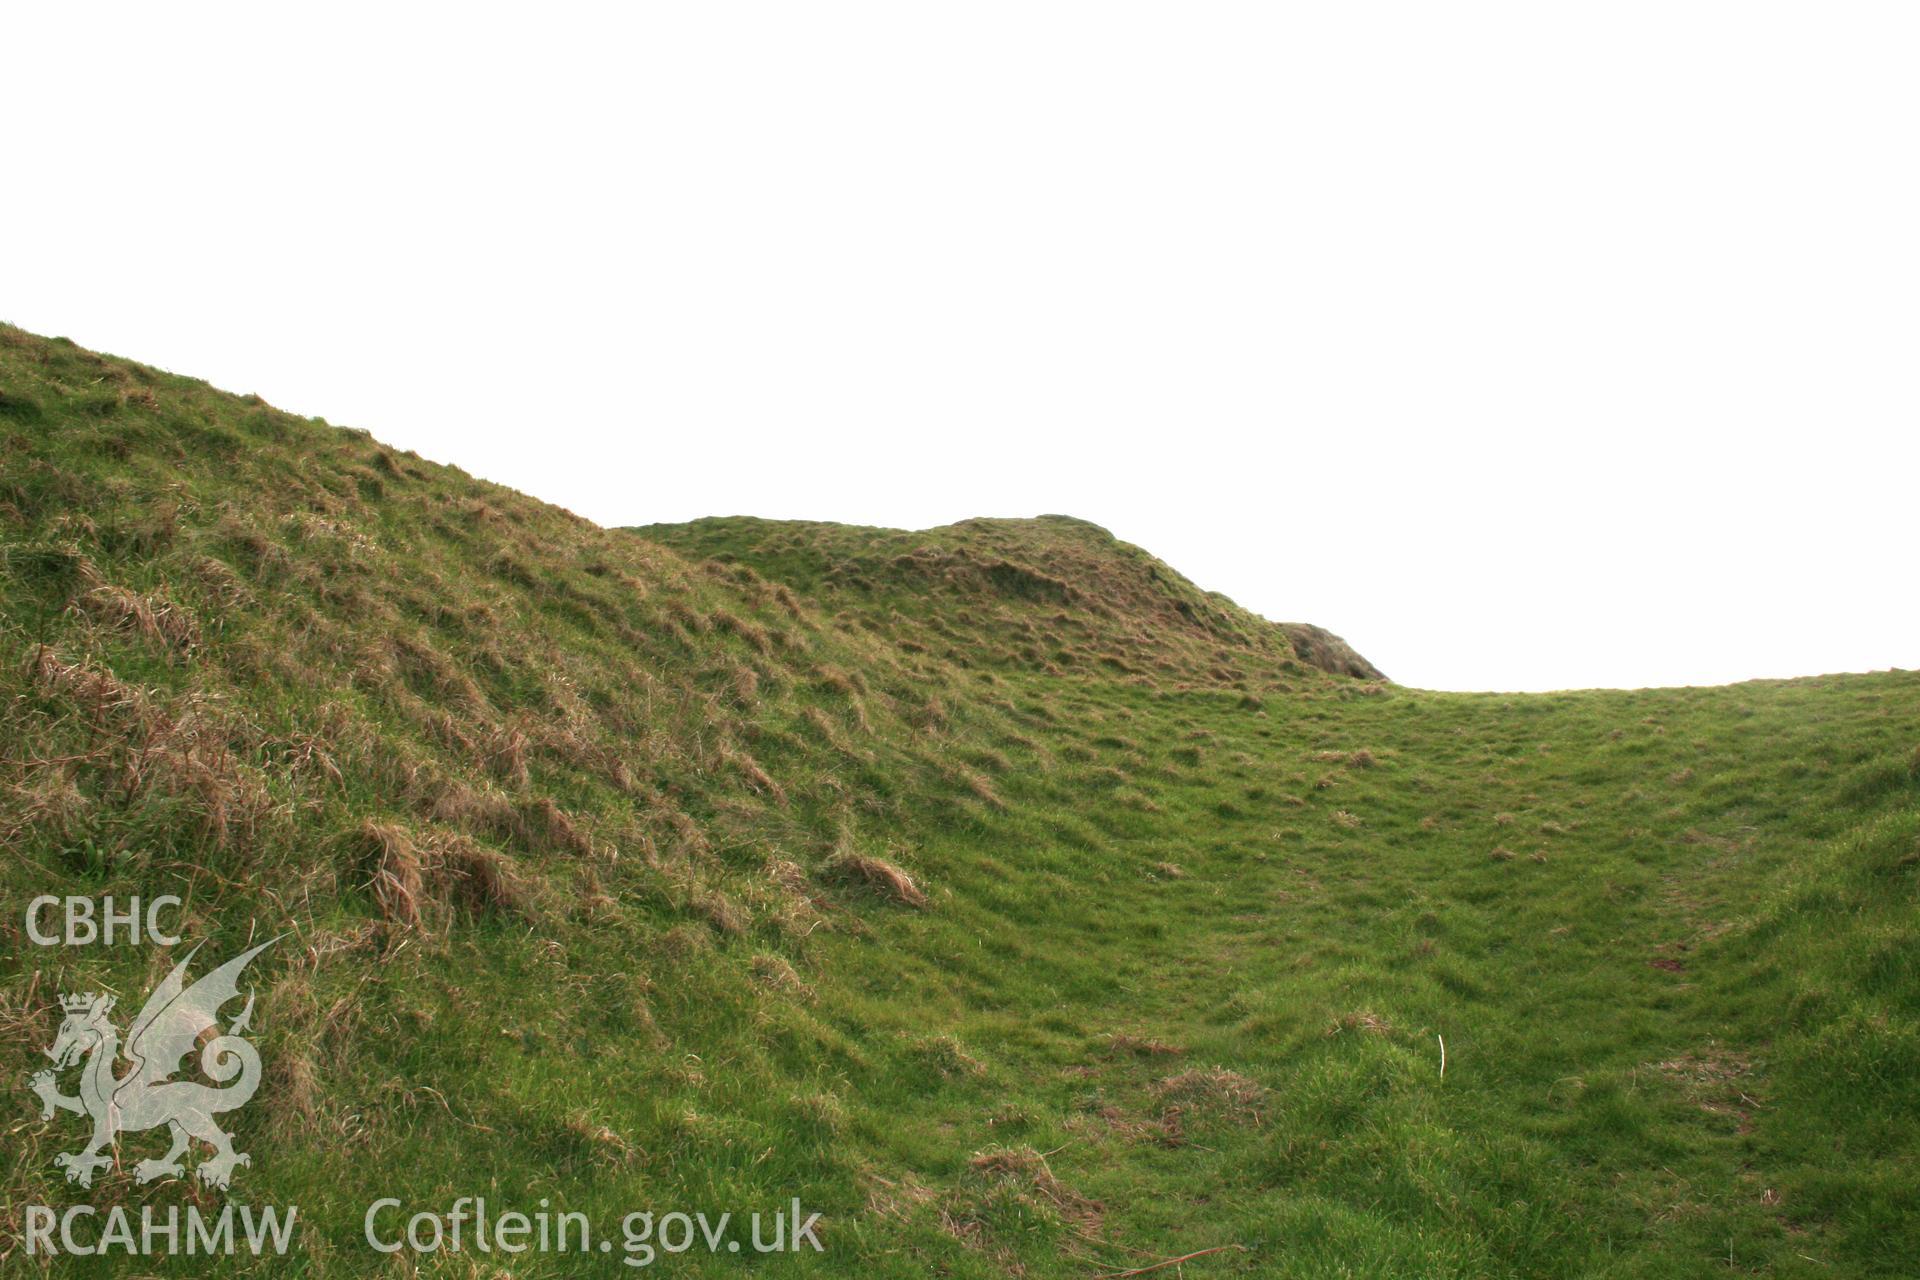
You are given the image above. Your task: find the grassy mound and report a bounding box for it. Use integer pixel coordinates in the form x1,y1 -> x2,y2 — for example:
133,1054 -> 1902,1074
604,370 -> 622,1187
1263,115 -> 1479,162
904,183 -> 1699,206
633,514 -> 1385,685
1,324 -> 1915,1277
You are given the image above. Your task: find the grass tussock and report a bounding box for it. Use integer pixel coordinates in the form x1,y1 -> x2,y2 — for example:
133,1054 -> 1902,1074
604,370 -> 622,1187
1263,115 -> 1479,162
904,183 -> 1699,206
964,1145 -> 1102,1231
750,953 -> 816,1002
1151,1067 -> 1268,1120
1103,1033 -> 1186,1058
1327,1010 -> 1394,1037
353,819 -> 533,928
822,847 -> 928,908
75,580 -> 201,653
1311,748 -> 1378,768
910,1033 -> 986,1079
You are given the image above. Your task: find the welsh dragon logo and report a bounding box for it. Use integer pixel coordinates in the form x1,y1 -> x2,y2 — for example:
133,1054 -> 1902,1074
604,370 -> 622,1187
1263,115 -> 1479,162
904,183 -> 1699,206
27,938 -> 278,1190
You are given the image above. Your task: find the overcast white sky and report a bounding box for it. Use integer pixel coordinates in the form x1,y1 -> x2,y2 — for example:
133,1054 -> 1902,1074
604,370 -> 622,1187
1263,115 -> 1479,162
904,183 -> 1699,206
6,4 -> 1915,691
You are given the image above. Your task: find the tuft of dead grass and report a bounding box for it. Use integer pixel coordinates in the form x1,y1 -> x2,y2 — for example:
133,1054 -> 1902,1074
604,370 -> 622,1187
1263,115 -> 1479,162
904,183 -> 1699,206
518,795 -> 594,856
441,834 -> 534,917
1103,1032 -> 1186,1058
964,1145 -> 1102,1233
721,743 -> 788,805
269,1050 -> 322,1132
562,1110 -> 639,1167
866,1172 -> 938,1223
1327,1010 -> 1394,1037
750,953 -> 816,1002
357,819 -> 427,926
1311,748 -> 1378,768
1151,1066 -> 1268,1120
480,722 -> 531,787
909,1033 -> 986,1078
1650,1047 -> 1762,1130
821,847 -> 928,908
688,885 -> 749,936
953,766 -> 1006,809
1,770 -> 90,847
75,582 -> 201,653
352,820 -> 533,928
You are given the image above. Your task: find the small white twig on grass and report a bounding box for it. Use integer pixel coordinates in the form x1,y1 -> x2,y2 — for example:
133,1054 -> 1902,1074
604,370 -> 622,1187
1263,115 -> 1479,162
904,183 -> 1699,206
1437,1033 -> 1447,1078
1092,1243 -> 1249,1278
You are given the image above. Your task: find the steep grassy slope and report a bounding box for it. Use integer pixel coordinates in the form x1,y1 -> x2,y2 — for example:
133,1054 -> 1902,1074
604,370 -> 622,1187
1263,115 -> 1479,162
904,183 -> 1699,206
0,323 -> 1077,1271
1,324 -> 1916,1278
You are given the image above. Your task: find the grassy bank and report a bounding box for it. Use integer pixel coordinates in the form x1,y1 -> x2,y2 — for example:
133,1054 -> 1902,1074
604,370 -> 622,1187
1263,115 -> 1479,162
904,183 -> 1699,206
1,324 -> 1914,1276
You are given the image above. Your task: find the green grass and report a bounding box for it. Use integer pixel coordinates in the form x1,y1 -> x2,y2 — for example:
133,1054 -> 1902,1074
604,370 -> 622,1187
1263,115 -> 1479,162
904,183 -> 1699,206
1,323 -> 1915,1276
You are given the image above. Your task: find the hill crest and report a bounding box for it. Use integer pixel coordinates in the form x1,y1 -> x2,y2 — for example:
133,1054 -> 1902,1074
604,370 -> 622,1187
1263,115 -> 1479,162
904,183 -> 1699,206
631,513 -> 1385,687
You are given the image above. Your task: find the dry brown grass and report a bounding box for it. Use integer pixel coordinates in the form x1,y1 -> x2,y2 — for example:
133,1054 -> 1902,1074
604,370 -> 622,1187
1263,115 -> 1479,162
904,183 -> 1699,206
421,776 -> 520,840
562,1110 -> 639,1167
357,819 -> 427,926
866,1172 -> 938,1223
710,607 -> 775,656
691,886 -> 749,936
909,696 -> 950,733
723,659 -> 759,706
1151,1066 -> 1268,1120
0,770 -> 90,848
721,743 -> 788,805
479,722 -> 530,787
822,847 -> 928,908
74,582 -> 201,653
1311,748 -> 1378,768
269,1049 -> 323,1132
26,646 -> 274,853
352,819 -> 533,928
518,795 -> 594,856
1650,1047 -> 1761,1129
953,765 -> 1006,809
764,855 -> 812,898
1103,1032 -> 1186,1058
964,1145 -> 1102,1233
750,953 -> 816,1002
910,1033 -> 986,1078
441,834 -> 534,917
1327,1010 -> 1394,1037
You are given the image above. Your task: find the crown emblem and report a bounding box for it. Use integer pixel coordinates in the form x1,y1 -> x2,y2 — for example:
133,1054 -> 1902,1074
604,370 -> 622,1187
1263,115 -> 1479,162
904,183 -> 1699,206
59,993 -> 101,1013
